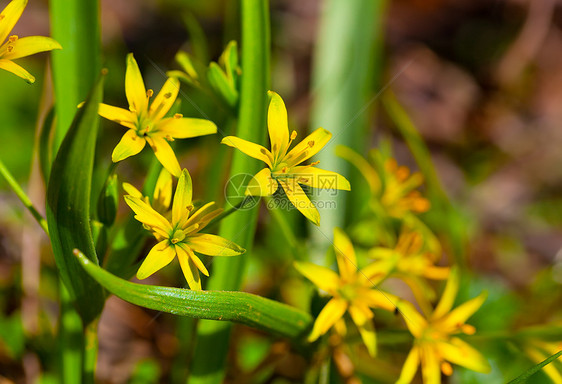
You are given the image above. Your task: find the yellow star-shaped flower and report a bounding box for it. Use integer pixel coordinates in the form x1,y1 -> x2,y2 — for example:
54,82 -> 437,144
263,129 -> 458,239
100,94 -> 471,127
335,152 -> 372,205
396,267 -> 491,384
124,169 -> 245,290
221,91 -> 350,225
99,53 -> 217,177
294,228 -> 398,357
0,0 -> 61,83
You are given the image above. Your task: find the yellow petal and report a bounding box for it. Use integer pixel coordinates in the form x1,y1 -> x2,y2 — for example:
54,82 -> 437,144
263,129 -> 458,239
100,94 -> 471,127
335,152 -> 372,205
278,179 -> 320,226
333,228 -> 357,282
158,117 -> 217,139
291,166 -> 350,191
439,292 -> 487,332
293,261 -> 340,292
112,129 -> 146,163
98,103 -> 136,129
308,298 -> 348,342
147,136 -> 181,177
1,36 -> 61,60
420,345 -> 441,384
153,168 -> 173,210
396,300 -> 427,338
176,244 -> 201,290
124,195 -> 172,235
423,266 -> 450,280
357,288 -> 398,312
348,304 -> 377,357
136,240 -> 176,279
336,145 -> 380,194
185,234 -> 245,256
433,265 -> 460,320
149,77 -> 180,121
221,136 -> 273,168
0,0 -> 26,44
283,127 -> 331,167
0,58 -> 33,82
122,182 -> 143,199
396,346 -> 420,384
172,169 -> 193,227
125,53 -> 147,113
436,337 -> 491,373
359,259 -> 393,283
183,202 -> 220,230
245,168 -> 278,196
267,91 -> 289,158
178,243 -> 209,276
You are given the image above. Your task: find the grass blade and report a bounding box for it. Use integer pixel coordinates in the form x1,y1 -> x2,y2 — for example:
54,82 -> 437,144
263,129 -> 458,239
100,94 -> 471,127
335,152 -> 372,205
508,350 -> 562,384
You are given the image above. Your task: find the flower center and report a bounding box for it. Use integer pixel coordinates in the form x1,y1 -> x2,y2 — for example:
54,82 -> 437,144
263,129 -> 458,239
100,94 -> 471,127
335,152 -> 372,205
170,229 -> 186,244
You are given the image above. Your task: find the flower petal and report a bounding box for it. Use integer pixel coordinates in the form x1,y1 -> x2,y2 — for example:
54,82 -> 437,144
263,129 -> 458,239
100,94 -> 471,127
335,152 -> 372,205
333,228 -> 357,282
439,292 -> 487,332
283,128 -> 331,167
221,136 -> 273,168
396,346 -> 420,384
158,117 -> 217,139
136,240 -> 176,279
98,103 -> 136,129
172,169 -> 193,227
291,166 -> 350,191
124,195 -> 172,235
147,136 -> 181,177
420,345 -> 441,384
2,36 -> 61,60
357,288 -> 398,312
396,300 -> 428,338
153,168 -> 173,210
293,261 -> 340,293
0,0 -> 26,44
267,91 -> 289,159
0,58 -> 34,82
433,266 -> 460,320
183,202 -> 221,231
178,243 -> 209,276
308,298 -> 348,342
149,77 -> 180,121
122,182 -> 143,199
436,337 -> 491,373
112,129 -> 146,163
245,168 -> 278,196
176,244 -> 201,290
125,53 -> 147,113
278,179 -> 320,226
185,233 -> 245,256
348,304 -> 377,357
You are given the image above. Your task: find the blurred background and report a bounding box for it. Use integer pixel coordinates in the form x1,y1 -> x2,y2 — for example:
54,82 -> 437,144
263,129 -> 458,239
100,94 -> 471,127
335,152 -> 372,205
1,0 -> 562,382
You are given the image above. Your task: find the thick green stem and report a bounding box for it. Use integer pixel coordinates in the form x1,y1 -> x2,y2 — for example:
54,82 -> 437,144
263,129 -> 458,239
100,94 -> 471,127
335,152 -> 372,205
0,158 -> 49,234
189,1 -> 270,383
59,284 -> 84,384
83,319 -> 99,384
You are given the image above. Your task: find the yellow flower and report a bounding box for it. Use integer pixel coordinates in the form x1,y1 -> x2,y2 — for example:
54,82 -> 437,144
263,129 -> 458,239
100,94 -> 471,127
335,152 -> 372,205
99,53 -> 217,177
294,228 -> 398,356
124,169 -> 245,290
396,267 -> 491,384
337,146 -> 429,219
0,0 -> 61,83
368,228 -> 449,311
221,91 -> 350,225
123,168 -> 173,216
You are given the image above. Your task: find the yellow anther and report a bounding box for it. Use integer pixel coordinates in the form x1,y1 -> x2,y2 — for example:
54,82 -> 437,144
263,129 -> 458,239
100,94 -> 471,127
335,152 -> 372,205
290,130 -> 297,140
0,15 -> 5,20
8,35 -> 18,42
396,166 -> 410,181
174,113 -> 183,119
165,135 -> 174,142
146,89 -> 154,98
308,140 -> 315,148
164,92 -> 172,99
441,362 -> 453,376
187,204 -> 194,211
281,167 -> 288,173
7,45 -> 13,52
260,148 -> 268,154
310,161 -> 320,166
461,324 -> 476,335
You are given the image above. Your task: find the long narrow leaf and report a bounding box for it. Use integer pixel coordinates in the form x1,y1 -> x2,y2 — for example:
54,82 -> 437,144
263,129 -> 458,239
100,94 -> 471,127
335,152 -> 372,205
508,350 -> 562,384
73,250 -> 312,339
46,77 -> 105,324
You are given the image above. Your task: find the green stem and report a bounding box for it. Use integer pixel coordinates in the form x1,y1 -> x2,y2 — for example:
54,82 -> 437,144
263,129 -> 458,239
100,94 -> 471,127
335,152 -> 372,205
83,319 -> 99,384
0,158 -> 49,234
264,196 -> 299,252
189,1 -> 270,383
205,195 -> 256,230
59,283 -> 83,384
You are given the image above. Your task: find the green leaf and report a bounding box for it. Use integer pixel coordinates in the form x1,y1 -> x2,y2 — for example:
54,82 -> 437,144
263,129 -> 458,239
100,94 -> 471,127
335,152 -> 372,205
207,62 -> 238,109
73,250 -> 312,339
508,350 -> 562,384
46,76 -> 106,324
38,106 -> 55,183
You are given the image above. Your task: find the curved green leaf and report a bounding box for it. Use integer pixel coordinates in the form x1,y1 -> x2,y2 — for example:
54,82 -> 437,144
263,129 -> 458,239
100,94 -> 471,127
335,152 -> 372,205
508,350 -> 562,384
46,76 -> 105,324
73,250 -> 312,339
